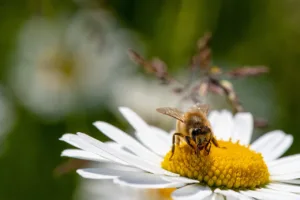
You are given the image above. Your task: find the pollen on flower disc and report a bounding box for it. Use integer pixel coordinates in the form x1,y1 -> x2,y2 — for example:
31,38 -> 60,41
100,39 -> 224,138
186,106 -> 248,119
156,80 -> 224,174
161,140 -> 270,189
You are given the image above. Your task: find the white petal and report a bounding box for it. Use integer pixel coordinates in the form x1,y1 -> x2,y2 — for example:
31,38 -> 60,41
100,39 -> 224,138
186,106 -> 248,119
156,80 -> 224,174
114,173 -> 185,188
215,189 -> 253,200
258,188 -> 300,199
271,172 -> 300,181
61,149 -> 108,162
267,183 -> 300,193
162,176 -> 199,184
118,107 -> 148,131
265,135 -> 293,161
209,110 -> 233,140
93,121 -> 162,164
118,107 -> 169,156
268,154 -> 300,175
251,130 -> 284,151
77,167 -> 144,179
280,179 -> 300,185
60,134 -> 127,165
241,188 -> 300,200
240,190 -> 275,200
76,132 -> 178,176
135,130 -> 170,156
208,111 -> 219,126
250,130 -> 290,161
98,162 -> 145,171
104,141 -> 124,150
202,194 -> 214,200
105,141 -> 136,155
171,185 -> 212,200
211,193 -> 226,200
268,154 -> 300,168
231,113 -> 253,145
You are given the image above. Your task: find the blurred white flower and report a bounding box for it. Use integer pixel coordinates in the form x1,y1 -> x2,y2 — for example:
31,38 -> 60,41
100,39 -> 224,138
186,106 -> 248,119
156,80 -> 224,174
110,77 -> 182,127
10,10 -> 136,120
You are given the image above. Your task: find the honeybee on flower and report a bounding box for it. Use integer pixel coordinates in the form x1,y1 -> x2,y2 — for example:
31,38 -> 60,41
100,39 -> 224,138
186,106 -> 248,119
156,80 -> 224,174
157,103 -> 222,158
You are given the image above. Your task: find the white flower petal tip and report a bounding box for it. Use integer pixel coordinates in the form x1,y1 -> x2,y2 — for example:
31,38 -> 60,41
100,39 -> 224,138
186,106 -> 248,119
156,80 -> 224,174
117,107 -> 171,156
75,132 -> 177,176
76,167 -> 144,179
118,106 -> 131,114
77,168 -> 117,179
250,130 -> 293,161
61,149 -> 108,162
60,133 -> 129,165
114,173 -> 185,189
209,110 -> 233,141
232,112 -> 253,145
117,106 -> 148,131
265,134 -> 294,162
250,130 -> 284,151
171,185 -> 212,200
59,133 -> 74,141
92,121 -> 163,164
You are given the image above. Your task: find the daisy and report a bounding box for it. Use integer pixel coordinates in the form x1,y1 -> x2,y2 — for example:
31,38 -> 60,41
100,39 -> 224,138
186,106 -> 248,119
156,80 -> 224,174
60,107 -> 300,200
9,10 -> 135,119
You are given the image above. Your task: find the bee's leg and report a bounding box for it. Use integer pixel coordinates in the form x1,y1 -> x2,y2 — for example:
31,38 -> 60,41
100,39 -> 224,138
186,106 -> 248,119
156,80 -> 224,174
212,136 -> 226,149
211,136 -> 220,147
184,136 -> 197,153
197,145 -> 204,155
204,142 -> 211,156
170,133 -> 184,160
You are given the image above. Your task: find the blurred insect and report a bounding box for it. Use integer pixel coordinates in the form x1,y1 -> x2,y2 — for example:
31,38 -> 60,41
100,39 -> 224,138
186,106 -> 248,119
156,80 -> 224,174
157,103 -> 222,159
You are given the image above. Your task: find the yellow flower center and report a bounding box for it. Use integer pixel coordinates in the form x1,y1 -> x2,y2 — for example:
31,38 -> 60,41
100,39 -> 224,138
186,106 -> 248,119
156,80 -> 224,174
161,140 -> 270,189
40,47 -> 77,87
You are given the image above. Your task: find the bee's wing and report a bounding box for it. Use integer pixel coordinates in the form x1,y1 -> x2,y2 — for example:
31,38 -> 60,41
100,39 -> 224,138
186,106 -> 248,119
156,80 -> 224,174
156,107 -> 185,123
189,103 -> 209,116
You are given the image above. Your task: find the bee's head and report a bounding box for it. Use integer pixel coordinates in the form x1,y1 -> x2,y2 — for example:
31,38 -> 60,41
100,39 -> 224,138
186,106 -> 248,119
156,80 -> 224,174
191,126 -> 211,146
191,128 -> 204,136
191,126 -> 210,136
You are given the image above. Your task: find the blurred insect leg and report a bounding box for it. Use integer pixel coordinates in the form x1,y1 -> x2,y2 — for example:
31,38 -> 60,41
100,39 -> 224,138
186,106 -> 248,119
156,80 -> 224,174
212,136 -> 220,147
212,136 -> 226,149
184,136 -> 197,152
204,142 -> 211,156
170,132 -> 184,160
196,145 -> 204,156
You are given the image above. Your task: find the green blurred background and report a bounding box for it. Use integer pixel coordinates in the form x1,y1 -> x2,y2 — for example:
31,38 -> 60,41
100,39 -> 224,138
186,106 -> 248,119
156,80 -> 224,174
0,0 -> 300,200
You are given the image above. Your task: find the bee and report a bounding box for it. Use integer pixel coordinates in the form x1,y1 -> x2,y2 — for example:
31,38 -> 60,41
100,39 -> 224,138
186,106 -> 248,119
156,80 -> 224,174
156,103 -> 221,159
